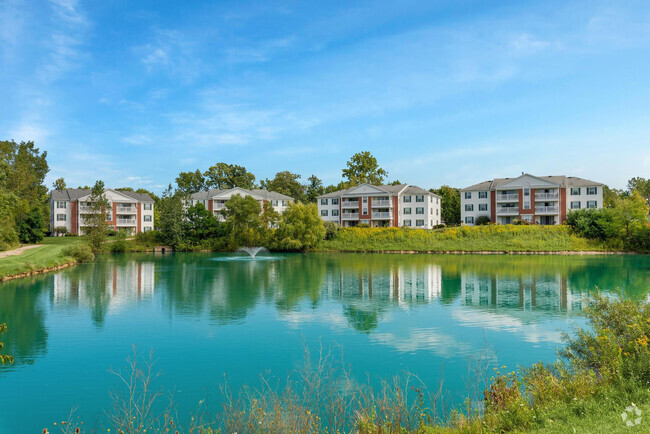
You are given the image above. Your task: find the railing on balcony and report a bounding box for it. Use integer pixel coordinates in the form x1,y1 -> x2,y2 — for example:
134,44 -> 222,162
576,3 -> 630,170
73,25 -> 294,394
342,212 -> 359,219
372,200 -> 391,207
497,207 -> 519,214
116,206 -> 136,214
535,206 -> 559,214
534,193 -> 559,200
116,218 -> 137,226
341,201 -> 359,208
78,206 -> 98,213
496,194 -> 519,201
372,211 -> 391,219
213,203 -> 227,210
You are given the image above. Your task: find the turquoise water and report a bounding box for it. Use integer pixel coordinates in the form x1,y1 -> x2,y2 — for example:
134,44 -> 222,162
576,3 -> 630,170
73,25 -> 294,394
0,253 -> 649,431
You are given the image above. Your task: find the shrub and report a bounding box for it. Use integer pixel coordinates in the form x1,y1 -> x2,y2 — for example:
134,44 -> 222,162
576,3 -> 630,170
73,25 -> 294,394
64,232 -> 79,237
323,221 -> 340,240
357,223 -> 370,228
475,216 -> 491,226
63,244 -> 95,263
109,230 -> 129,253
106,229 -> 118,237
135,230 -> 160,245
565,208 -> 620,240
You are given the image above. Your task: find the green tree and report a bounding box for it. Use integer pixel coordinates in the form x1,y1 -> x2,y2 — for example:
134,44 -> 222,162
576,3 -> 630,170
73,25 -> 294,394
0,322 -> 13,365
388,180 -> 402,186
613,191 -> 649,237
16,206 -> 46,243
565,208 -> 621,240
260,171 -> 305,202
431,186 -> 461,226
52,177 -> 66,191
157,185 -> 185,247
204,163 -> 256,190
305,175 -> 325,203
275,202 -> 325,250
627,177 -> 650,211
183,203 -> 223,242
261,201 -> 280,229
224,194 -> 266,248
175,169 -> 207,194
341,151 -> 387,186
85,180 -> 111,252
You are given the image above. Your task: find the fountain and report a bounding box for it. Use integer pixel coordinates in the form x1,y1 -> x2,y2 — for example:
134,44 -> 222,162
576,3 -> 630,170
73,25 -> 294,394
238,246 -> 268,259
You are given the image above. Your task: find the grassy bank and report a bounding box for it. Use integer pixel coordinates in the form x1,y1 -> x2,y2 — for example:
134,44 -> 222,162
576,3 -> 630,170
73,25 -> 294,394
0,237 -> 84,280
319,225 -> 615,253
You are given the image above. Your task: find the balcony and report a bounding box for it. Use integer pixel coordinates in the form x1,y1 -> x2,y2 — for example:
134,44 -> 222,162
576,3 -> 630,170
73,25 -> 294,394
213,203 -> 227,210
496,193 -> 519,201
341,200 -> 359,208
372,199 -> 391,207
497,207 -> 519,215
535,192 -> 559,200
115,206 -> 136,214
116,218 -> 137,226
78,206 -> 99,213
372,211 -> 391,219
535,206 -> 559,214
342,212 -> 359,220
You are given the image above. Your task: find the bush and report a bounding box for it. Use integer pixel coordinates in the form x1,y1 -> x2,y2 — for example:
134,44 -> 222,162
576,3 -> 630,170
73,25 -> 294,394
106,229 -> 118,237
62,244 -> 95,263
109,230 -> 129,253
565,208 -> 620,240
64,232 -> 79,237
357,223 -> 370,228
135,230 -> 160,245
323,221 -> 340,241
475,216 -> 491,226
53,226 -> 68,236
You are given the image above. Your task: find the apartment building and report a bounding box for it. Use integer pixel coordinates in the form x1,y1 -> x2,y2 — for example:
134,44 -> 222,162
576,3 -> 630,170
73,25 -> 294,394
460,173 -> 604,225
50,189 -> 154,235
189,187 -> 294,220
317,183 -> 441,228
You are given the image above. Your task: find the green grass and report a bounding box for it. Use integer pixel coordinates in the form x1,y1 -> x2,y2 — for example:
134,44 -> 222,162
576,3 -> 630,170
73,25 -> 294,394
0,237 -> 83,279
320,225 -> 614,252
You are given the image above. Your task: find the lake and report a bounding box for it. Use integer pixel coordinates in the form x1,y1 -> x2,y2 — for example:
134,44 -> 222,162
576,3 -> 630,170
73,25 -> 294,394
1,253 -> 649,431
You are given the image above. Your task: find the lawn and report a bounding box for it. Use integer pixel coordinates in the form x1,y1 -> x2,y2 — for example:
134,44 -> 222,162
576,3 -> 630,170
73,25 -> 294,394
0,237 -> 83,280
320,225 -> 613,252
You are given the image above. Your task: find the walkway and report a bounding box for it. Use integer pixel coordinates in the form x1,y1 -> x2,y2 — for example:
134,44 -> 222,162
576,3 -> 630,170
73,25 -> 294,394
0,244 -> 42,259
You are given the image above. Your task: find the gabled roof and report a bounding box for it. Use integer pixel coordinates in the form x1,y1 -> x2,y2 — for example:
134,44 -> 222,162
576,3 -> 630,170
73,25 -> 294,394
50,189 -> 153,202
461,174 -> 604,191
190,188 -> 293,201
317,183 -> 438,198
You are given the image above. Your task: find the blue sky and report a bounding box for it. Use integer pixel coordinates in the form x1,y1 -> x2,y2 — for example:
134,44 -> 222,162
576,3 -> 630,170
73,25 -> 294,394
1,0 -> 649,193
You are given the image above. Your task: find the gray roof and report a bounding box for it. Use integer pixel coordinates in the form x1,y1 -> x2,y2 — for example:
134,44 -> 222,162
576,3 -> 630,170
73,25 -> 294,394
49,189 -> 154,202
317,183 -> 439,198
461,174 -> 604,191
190,188 -> 293,201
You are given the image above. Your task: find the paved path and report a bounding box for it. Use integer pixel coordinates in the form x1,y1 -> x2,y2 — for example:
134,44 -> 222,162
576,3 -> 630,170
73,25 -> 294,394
0,244 -> 42,259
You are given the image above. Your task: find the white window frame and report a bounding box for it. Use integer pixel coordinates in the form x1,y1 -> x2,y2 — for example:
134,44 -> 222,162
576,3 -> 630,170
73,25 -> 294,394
320,198 -> 328,205
331,198 -> 339,205
465,216 -> 474,224
570,187 -> 581,195
56,201 -> 67,209
332,209 -> 339,217
587,200 -> 598,209
403,219 -> 411,227
464,192 -> 471,199
403,196 -> 411,203
144,215 -> 152,222
415,219 -> 424,227
479,204 -> 488,211
587,187 -> 597,195
143,203 -> 153,210
571,201 -> 581,209
415,195 -> 424,202
416,207 -> 424,214
478,191 -> 488,199
403,208 -> 411,215
465,204 -> 474,212
56,214 -> 66,222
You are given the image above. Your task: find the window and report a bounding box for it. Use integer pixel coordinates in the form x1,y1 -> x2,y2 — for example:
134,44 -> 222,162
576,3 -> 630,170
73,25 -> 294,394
587,187 -> 597,195
524,188 -> 530,197
272,200 -> 279,206
436,208 -> 439,215
321,198 -> 328,205
362,208 -> 367,214
416,207 -> 424,214
362,196 -> 368,203
144,215 -> 152,222
56,201 -> 67,209
106,213 -> 112,222
571,201 -> 581,209
143,203 -> 152,210
332,209 -> 339,216
321,210 -> 328,216
587,201 -> 598,209
465,216 -> 474,224
403,196 -> 411,203
415,195 -> 424,202
479,204 -> 488,211
464,192 -> 471,199
403,219 -> 412,227
570,187 -> 581,195
465,204 -> 474,212
416,219 -> 424,227
522,215 -> 533,223
403,208 -> 411,215
56,214 -> 66,221
143,227 -> 152,232
332,198 -> 339,205
478,191 -> 488,199
282,200 -> 288,206
524,202 -> 530,210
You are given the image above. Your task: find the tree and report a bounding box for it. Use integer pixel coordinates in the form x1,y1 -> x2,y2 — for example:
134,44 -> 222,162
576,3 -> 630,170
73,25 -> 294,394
613,191 -> 649,237
475,215 -> 491,226
431,186 -> 461,226
305,175 -> 325,203
52,177 -> 66,191
176,169 -> 207,195
183,203 -> 223,242
16,206 -> 46,243
388,180 -> 402,186
341,151 -> 387,186
0,322 -> 13,365
275,202 -> 325,250
223,194 -> 266,248
603,185 -> 625,208
260,171 -> 305,202
85,180 -> 111,252
204,163 -> 256,190
157,185 -> 185,247
261,201 -> 279,229
627,177 -> 650,211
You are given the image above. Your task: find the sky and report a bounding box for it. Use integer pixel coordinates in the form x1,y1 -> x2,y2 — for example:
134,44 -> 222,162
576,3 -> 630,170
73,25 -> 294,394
1,0 -> 649,193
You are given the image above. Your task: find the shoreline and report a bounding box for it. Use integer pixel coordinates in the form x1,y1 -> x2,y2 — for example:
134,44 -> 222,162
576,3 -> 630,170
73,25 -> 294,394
0,260 -> 79,283
315,249 -> 641,255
